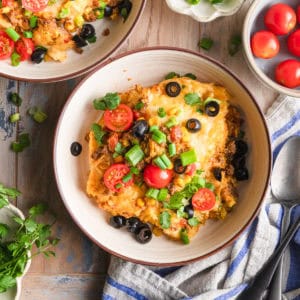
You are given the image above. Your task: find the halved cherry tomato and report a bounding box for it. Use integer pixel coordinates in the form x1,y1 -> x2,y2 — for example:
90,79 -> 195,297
103,163 -> 133,192
186,163 -> 196,176
15,38 -> 34,61
287,29 -> 300,57
264,3 -> 296,35
1,0 -> 14,7
192,188 -> 216,211
275,59 -> 300,88
251,30 -> 280,59
0,31 -> 14,60
104,104 -> 133,132
21,0 -> 49,12
170,125 -> 182,142
107,133 -> 119,152
143,164 -> 173,188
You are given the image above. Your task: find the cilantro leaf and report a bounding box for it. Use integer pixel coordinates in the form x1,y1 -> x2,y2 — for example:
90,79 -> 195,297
188,217 -> 200,227
184,93 -> 201,106
159,211 -> 171,229
29,203 -> 47,217
91,124 -> 107,145
0,184 -> 20,198
93,93 -> 120,110
0,224 -> 9,239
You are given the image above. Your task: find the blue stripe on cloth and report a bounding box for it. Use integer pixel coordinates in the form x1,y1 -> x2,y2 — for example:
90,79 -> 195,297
225,218 -> 259,279
275,205 -> 284,243
102,293 -> 116,300
214,283 -> 248,300
154,266 -> 182,277
293,296 -> 300,300
272,132 -> 300,163
271,110 -> 300,143
285,206 -> 300,292
106,276 -> 148,300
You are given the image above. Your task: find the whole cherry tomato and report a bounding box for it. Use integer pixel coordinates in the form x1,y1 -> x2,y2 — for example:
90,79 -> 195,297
251,30 -> 280,59
275,59 -> 300,88
287,29 -> 300,57
143,164 -> 173,188
264,3 -> 296,35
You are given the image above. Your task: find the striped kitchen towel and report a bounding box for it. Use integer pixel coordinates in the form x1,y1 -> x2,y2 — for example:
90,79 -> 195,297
102,95 -> 300,300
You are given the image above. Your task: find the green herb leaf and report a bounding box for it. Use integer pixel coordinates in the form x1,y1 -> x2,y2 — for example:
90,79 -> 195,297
0,224 -> 9,239
180,229 -> 190,244
184,73 -> 197,80
159,211 -> 171,229
198,37 -> 213,51
157,107 -> 166,118
91,124 -> 106,145
0,196 -> 9,209
93,93 -> 120,110
176,206 -> 188,219
165,72 -> 180,80
0,184 -> 20,198
229,35 -> 242,56
87,36 -> 96,43
29,203 -> 47,217
188,217 -> 199,226
11,133 -> 30,153
184,93 -> 201,106
8,93 -> 22,107
134,102 -> 144,110
27,107 -> 47,123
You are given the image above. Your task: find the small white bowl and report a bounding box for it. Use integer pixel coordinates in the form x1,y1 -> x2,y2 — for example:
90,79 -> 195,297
53,47 -> 271,266
0,1 -> 145,83
0,204 -> 31,300
165,0 -> 244,22
243,0 -> 300,97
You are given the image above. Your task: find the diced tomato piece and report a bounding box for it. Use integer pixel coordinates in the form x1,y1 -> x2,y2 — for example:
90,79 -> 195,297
186,163 -> 196,176
107,133 -> 119,152
170,125 -> 182,142
21,0 -> 48,12
0,31 -> 14,60
15,38 -> 34,61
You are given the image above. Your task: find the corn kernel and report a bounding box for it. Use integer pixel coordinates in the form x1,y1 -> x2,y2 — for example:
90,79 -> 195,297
65,21 -> 75,32
169,107 -> 181,116
148,118 -> 156,126
148,199 -> 156,206
136,198 -> 145,207
174,178 -> 184,187
153,227 -> 163,236
74,15 -> 84,27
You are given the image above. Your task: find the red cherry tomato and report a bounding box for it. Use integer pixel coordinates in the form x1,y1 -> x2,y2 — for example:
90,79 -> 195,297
275,59 -> 300,88
1,0 -> 14,7
0,31 -> 14,60
104,104 -> 133,132
107,133 -> 119,152
170,125 -> 182,142
15,38 -> 34,61
192,188 -> 216,211
297,6 -> 300,24
264,3 -> 296,35
143,164 -> 173,189
287,29 -> 300,57
251,30 -> 280,59
21,0 -> 48,12
103,164 -> 133,192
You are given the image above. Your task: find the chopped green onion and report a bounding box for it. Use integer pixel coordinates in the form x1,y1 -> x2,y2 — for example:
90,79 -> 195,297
95,8 -> 105,19
9,113 -> 20,123
130,167 -> 139,175
184,73 -> 197,80
122,173 -> 132,183
165,72 -> 180,80
180,149 -> 197,166
199,37 -> 213,50
168,143 -> 176,157
134,102 -> 144,110
165,117 -> 178,128
27,107 -> 47,123
157,188 -> 168,201
146,188 -> 159,199
149,125 -> 159,132
9,93 -> 22,106
125,145 -> 144,166
115,183 -> 122,189
160,154 -> 171,168
29,16 -> 38,28
180,229 -> 190,244
157,107 -> 166,118
91,123 -> 106,145
151,129 -> 166,144
6,28 -> 20,42
11,52 -> 20,66
154,156 -> 166,169
58,7 -> 69,18
23,31 -> 33,38
229,35 -> 242,56
114,142 -> 123,154
99,0 -> 106,8
11,133 -> 30,153
184,93 -> 201,106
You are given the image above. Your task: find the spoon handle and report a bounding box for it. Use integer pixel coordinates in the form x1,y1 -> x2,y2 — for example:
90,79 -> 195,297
237,216 -> 300,300
266,206 -> 292,300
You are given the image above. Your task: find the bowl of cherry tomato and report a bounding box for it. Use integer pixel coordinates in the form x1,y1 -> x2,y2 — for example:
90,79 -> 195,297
243,0 -> 300,97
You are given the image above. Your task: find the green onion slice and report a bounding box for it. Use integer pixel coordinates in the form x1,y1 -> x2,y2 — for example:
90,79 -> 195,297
180,149 -> 197,166
125,145 -> 144,166
6,28 -> 20,42
168,143 -> 176,157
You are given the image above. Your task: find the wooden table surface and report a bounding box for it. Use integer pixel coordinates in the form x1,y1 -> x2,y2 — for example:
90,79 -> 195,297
0,1 -> 278,299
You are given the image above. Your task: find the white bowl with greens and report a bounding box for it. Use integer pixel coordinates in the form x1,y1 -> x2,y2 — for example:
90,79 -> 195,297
0,204 -> 31,300
165,0 -> 244,22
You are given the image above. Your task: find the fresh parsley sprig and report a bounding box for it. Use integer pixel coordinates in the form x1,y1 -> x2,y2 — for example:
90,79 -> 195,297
0,184 -> 20,209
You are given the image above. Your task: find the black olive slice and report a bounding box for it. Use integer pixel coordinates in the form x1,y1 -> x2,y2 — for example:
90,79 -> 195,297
204,101 -> 220,117
135,224 -> 152,244
174,158 -> 187,174
165,82 -> 181,97
79,24 -> 96,40
235,167 -> 249,181
126,217 -> 142,233
232,155 -> 246,169
186,119 -> 201,133
70,142 -> 82,156
118,0 -> 132,21
131,120 -> 149,139
235,140 -> 248,156
212,167 -> 222,181
72,35 -> 88,48
104,5 -> 113,17
184,204 -> 194,219
31,47 -> 47,64
110,215 -> 127,228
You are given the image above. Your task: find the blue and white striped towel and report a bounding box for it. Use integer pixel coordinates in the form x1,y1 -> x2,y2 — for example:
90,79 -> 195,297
102,95 -> 300,300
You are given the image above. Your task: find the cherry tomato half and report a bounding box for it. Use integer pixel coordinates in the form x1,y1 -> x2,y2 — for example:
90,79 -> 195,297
143,164 -> 173,189
251,30 -> 280,59
107,133 -> 119,152
1,0 -> 14,7
22,0 -> 49,12
275,59 -> 300,88
0,31 -> 14,60
15,38 -> 34,61
170,125 -> 182,142
104,104 -> 133,132
103,163 -> 133,192
287,29 -> 300,57
192,188 -> 216,211
264,3 -> 296,35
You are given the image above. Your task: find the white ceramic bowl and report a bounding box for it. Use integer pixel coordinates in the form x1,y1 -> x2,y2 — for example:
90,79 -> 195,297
0,204 -> 31,300
165,0 -> 244,22
53,47 -> 271,266
243,0 -> 300,97
0,1 -> 145,83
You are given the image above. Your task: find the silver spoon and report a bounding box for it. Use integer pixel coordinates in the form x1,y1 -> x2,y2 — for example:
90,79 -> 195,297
238,136 -> 300,300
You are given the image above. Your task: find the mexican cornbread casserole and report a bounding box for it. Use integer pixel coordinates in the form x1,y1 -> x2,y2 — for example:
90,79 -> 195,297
86,75 -> 249,244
